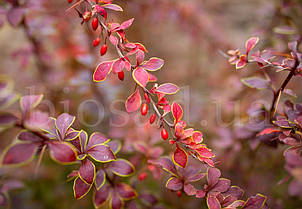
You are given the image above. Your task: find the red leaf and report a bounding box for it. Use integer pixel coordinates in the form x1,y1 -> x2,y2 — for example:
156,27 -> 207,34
95,169 -> 106,190
172,144 -> 188,168
236,55 -> 247,69
196,146 -> 215,158
2,143 -> 39,166
110,192 -> 124,209
148,73 -> 157,82
109,34 -> 118,46
112,59 -> 125,74
245,37 -> 259,55
192,131 -> 203,143
156,83 -> 179,94
257,127 -> 280,136
87,144 -> 116,162
93,61 -> 113,82
48,141 -> 77,164
136,50 -> 145,66
102,4 -> 123,11
132,67 -> 149,87
207,195 -> 221,209
125,89 -> 142,113
172,102 -> 183,124
79,159 -> 95,184
94,184 -> 111,208
116,183 -> 137,200
119,18 -> 134,30
141,57 -> 164,71
108,159 -> 135,177
166,177 -> 183,191
73,177 -> 92,199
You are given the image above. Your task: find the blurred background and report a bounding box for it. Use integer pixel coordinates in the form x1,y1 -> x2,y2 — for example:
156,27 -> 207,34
1,0 -> 302,208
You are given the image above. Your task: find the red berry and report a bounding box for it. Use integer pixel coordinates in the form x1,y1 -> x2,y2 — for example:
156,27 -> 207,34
100,44 -> 107,56
177,191 -> 182,197
91,18 -> 98,31
68,0 -> 73,3
161,128 -> 168,140
169,140 -> 175,145
141,103 -> 148,116
118,71 -> 124,81
93,38 -> 100,47
138,172 -> 148,181
149,113 -> 156,124
144,92 -> 150,104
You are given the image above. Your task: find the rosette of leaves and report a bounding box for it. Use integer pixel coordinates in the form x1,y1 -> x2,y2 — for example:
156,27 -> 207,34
1,97 -> 78,166
64,130 -> 136,209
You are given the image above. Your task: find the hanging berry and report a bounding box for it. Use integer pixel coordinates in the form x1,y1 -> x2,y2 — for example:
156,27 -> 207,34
149,113 -> 156,124
161,128 -> 168,140
141,103 -> 148,116
118,71 -> 124,81
68,0 -> 73,3
91,18 -> 98,31
93,38 -> 100,47
144,92 -> 150,104
100,44 -> 107,56
138,172 -> 148,181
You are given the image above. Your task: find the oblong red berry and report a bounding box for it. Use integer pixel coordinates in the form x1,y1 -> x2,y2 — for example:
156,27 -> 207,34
91,18 -> 98,31
100,44 -> 107,56
93,38 -> 100,47
118,71 -> 124,81
141,103 -> 148,116
68,0 -> 73,3
161,128 -> 168,140
149,113 -> 156,124
144,92 -> 150,104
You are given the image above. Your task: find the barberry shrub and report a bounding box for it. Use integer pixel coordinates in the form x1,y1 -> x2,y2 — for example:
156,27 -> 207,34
0,0 -> 302,208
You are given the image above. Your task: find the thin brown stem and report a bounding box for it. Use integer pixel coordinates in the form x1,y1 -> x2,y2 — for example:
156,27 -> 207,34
34,144 -> 47,177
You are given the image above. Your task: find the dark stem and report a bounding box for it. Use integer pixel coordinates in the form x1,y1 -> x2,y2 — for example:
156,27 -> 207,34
269,64 -> 297,121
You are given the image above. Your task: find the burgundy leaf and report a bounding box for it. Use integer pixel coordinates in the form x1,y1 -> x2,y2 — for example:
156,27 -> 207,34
94,184 -> 111,208
78,131 -> 88,152
125,89 -> 142,113
18,131 -> 43,143
211,178 -> 231,193
116,183 -> 137,200
108,159 -> 135,177
110,192 -> 124,209
0,113 -> 17,127
24,110 -> 50,131
241,77 -> 270,89
2,143 -> 39,166
242,194 -> 267,209
224,186 -> 244,200
79,159 -> 95,184
107,140 -> 121,154
73,177 -> 92,199
166,177 -> 183,191
87,144 -> 116,162
87,132 -> 108,149
207,168 -> 221,187
55,113 -> 75,139
157,157 -> 177,176
95,169 -> 106,190
48,141 -> 77,164
207,194 -> 221,209
184,183 -> 196,196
